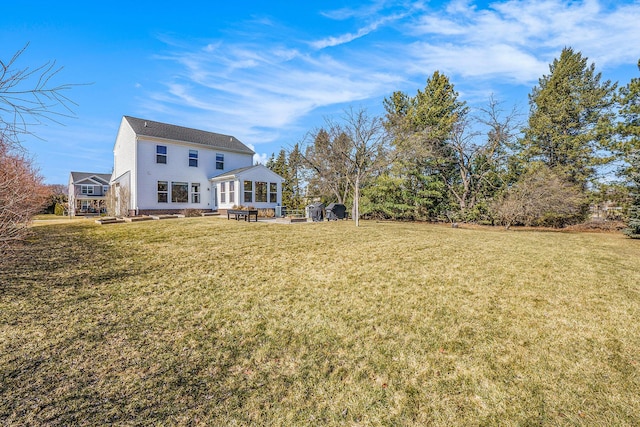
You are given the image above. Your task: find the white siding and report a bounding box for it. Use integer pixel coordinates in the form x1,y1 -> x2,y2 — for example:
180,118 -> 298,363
111,116 -> 260,212
216,179 -> 241,210
135,139 -> 253,211
112,118 -> 138,211
68,174 -> 75,216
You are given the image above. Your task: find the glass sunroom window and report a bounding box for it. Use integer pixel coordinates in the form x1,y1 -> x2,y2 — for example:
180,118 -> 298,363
244,180 -> 252,203
228,181 -> 235,204
255,182 -> 267,202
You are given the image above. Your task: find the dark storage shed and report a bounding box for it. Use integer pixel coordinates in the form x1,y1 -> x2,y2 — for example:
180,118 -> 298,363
326,203 -> 347,220
308,202 -> 325,222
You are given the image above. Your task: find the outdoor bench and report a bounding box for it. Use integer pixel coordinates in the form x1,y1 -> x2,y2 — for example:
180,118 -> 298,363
227,209 -> 258,222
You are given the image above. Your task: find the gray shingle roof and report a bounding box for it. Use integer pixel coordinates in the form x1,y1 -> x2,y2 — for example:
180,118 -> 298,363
212,165 -> 258,179
124,116 -> 255,155
210,164 -> 285,181
70,172 -> 112,185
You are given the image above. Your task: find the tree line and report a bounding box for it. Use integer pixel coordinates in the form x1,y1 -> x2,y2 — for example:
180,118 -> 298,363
2,45 -> 639,252
268,48 -> 640,235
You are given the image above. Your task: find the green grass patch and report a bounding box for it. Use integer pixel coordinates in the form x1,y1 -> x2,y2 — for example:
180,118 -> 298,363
1,219 -> 639,425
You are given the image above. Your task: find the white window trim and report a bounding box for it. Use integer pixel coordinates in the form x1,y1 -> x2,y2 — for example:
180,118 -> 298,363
156,145 -> 167,164
158,181 -> 168,203
189,149 -> 198,167
228,181 -> 235,205
191,183 -> 201,203
243,180 -> 253,203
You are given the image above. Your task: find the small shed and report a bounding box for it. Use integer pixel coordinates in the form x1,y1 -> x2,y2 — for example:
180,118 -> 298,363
307,202 -> 325,222
326,203 -> 347,220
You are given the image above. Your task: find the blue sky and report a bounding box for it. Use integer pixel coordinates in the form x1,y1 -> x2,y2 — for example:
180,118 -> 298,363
3,0 -> 640,184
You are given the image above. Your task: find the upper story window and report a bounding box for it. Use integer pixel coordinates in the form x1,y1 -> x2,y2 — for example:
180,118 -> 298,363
80,185 -> 94,195
156,145 -> 167,164
189,149 -> 198,167
216,153 -> 224,170
103,186 -> 109,194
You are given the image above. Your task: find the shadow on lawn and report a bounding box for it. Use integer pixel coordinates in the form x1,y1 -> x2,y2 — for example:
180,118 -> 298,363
0,223 -> 165,424
0,223 -> 137,296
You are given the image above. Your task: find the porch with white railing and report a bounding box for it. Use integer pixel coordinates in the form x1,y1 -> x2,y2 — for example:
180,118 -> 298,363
74,197 -> 107,215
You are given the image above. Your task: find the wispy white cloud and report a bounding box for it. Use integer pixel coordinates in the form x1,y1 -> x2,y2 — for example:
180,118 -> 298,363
310,25 -> 376,50
149,37 -> 402,145
319,0 -> 392,20
409,0 -> 640,75
143,0 -> 640,151
404,42 -> 547,84
310,14 -> 404,49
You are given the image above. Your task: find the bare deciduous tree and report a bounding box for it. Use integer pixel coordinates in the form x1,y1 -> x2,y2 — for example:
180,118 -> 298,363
0,141 -> 48,251
1,43 -> 76,145
302,128 -> 353,205
303,107 -> 391,226
492,165 -> 584,229
0,44 -> 77,249
442,100 -> 517,214
106,184 -> 131,217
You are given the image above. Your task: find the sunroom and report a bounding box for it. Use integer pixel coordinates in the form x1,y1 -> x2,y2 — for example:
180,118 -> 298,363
210,165 -> 285,212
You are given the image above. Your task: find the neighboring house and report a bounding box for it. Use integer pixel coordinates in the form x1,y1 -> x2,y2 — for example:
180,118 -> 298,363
68,172 -> 112,216
111,116 -> 284,215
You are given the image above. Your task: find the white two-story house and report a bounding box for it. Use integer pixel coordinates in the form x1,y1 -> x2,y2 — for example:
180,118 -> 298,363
111,116 -> 284,216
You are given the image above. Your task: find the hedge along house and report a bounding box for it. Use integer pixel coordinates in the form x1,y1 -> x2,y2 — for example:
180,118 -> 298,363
110,116 -> 284,216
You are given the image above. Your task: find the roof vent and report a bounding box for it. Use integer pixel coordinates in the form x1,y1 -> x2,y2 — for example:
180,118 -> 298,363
144,121 -> 148,127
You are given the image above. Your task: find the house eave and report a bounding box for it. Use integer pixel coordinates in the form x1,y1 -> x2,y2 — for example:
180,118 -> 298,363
135,135 -> 255,156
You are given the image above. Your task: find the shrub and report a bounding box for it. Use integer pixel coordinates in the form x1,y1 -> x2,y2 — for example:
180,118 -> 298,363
258,208 -> 275,218
0,143 -> 48,250
54,203 -> 65,216
492,165 -> 585,229
181,209 -> 204,217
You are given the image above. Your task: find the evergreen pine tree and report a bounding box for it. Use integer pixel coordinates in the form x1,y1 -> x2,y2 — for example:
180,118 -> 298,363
521,47 -> 617,189
619,60 -> 640,238
381,71 -> 467,219
624,151 -> 640,238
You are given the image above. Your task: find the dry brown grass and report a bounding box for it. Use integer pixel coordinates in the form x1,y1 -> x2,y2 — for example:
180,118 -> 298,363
1,218 -> 639,425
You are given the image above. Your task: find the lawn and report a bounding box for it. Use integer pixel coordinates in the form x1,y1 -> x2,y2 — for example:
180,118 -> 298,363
1,218 -> 639,425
